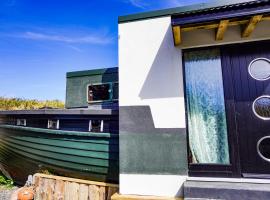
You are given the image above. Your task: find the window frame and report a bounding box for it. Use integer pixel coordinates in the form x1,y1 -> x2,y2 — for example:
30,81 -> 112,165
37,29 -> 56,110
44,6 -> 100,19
88,119 -> 104,133
86,82 -> 114,104
248,57 -> 270,81
16,119 -> 26,126
252,95 -> 270,120
47,119 -> 60,130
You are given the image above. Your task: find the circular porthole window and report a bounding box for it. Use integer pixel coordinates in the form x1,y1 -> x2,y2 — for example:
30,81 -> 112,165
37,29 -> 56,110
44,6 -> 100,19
248,58 -> 270,81
257,136 -> 270,162
253,95 -> 270,120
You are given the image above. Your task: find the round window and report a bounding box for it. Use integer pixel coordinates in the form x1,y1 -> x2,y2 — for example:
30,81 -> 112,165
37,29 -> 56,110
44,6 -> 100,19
257,136 -> 270,162
248,58 -> 270,81
253,96 -> 270,120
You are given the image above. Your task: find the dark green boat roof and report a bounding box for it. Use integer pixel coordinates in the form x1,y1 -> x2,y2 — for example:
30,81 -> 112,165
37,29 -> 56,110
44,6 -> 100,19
67,67 -> 118,78
118,0 -> 268,23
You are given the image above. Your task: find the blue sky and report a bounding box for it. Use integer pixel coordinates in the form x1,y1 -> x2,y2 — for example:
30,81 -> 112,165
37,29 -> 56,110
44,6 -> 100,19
0,0 -> 208,101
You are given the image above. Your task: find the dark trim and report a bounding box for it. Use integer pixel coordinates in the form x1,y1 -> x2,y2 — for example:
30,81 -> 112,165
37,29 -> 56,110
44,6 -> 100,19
189,164 -> 233,177
66,67 -> 118,78
118,0 -> 267,23
0,124 -> 119,138
172,4 -> 270,26
0,109 -> 119,116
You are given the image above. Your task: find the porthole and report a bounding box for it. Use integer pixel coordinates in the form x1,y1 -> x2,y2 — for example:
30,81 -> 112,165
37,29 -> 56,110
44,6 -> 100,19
248,58 -> 270,81
257,136 -> 270,162
252,95 -> 270,120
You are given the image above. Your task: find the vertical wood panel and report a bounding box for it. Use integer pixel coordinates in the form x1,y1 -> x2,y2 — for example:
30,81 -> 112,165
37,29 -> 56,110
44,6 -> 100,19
54,179 -> 65,200
99,186 -> 106,200
89,185 -> 100,200
64,182 -> 71,200
70,182 -> 80,200
34,176 -> 42,200
79,184 -> 89,200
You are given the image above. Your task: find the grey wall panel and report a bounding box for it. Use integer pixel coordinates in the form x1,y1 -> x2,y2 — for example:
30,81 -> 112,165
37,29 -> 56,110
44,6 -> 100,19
120,106 -> 188,175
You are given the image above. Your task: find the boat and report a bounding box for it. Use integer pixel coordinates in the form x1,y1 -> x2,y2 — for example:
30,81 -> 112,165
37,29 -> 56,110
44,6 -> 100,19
0,67 -> 119,185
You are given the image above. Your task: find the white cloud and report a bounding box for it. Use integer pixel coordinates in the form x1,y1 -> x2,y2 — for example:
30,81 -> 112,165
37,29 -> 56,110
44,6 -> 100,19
122,0 -> 148,8
66,45 -> 83,52
11,31 -> 113,45
166,0 -> 185,7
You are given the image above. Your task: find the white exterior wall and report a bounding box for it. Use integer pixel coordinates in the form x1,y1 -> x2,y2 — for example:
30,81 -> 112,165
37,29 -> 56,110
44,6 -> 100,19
119,16 -> 185,129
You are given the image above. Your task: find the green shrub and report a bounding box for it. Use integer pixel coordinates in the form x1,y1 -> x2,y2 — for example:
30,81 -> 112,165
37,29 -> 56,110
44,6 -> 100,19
0,174 -> 13,188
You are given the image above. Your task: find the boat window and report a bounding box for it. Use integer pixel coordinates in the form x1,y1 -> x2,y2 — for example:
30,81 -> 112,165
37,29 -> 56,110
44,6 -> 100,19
16,119 -> 26,126
253,96 -> 270,120
48,119 -> 59,129
89,120 -> 104,132
87,84 -> 111,102
248,58 -> 270,81
257,136 -> 270,162
184,48 -> 230,164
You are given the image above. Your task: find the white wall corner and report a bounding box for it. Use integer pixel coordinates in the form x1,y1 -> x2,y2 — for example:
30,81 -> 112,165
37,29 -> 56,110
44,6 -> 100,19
119,174 -> 187,197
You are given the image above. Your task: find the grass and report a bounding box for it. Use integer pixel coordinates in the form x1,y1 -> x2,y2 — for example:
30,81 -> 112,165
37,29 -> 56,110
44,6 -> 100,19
0,97 -> 64,110
0,173 -> 13,189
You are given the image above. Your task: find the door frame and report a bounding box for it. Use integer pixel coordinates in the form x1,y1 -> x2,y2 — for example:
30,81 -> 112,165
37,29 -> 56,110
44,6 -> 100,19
182,44 -> 246,178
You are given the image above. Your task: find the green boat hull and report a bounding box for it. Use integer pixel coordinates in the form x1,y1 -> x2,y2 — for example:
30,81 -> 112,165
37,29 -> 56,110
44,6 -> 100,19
0,125 -> 119,185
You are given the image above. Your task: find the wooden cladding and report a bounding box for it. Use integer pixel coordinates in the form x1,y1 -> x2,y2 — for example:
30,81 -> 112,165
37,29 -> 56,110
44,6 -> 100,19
173,26 -> 181,46
34,173 -> 118,200
242,15 -> 263,37
216,20 -> 229,41
172,14 -> 269,46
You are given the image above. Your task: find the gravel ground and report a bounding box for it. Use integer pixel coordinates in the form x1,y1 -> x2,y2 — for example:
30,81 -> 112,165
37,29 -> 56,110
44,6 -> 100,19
0,186 -> 18,200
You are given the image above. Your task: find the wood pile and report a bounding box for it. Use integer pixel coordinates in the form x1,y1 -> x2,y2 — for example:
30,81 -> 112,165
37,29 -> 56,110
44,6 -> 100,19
34,173 -> 118,200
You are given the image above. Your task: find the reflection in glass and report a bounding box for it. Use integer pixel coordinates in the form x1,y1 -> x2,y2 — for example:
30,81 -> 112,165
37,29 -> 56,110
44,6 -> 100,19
88,84 -> 111,102
249,58 -> 270,80
184,49 -> 230,164
258,137 -> 270,161
253,96 -> 270,119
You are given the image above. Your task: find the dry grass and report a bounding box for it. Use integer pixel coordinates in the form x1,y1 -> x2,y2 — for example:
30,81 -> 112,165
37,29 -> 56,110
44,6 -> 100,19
0,97 -> 64,110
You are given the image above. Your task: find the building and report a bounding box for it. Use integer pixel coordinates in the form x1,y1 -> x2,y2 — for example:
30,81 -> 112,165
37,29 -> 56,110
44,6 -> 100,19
117,0 -> 270,199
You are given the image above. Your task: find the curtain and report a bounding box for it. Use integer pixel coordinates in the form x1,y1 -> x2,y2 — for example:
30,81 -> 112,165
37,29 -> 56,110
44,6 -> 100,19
184,49 -> 229,164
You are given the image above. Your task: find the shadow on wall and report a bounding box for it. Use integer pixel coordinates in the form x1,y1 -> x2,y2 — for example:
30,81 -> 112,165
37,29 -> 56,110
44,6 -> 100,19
139,25 -> 184,100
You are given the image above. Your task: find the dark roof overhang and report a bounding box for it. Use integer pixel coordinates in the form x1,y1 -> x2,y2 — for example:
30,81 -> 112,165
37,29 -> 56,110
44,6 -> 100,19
171,0 -> 270,26
171,0 -> 270,45
119,0 -> 269,23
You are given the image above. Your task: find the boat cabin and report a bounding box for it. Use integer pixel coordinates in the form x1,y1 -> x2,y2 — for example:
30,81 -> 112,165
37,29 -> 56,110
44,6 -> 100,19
0,67 -> 119,134
118,0 -> 270,199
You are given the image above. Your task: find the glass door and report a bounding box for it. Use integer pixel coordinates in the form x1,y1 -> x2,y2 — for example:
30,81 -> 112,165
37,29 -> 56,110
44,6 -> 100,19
184,48 -> 230,165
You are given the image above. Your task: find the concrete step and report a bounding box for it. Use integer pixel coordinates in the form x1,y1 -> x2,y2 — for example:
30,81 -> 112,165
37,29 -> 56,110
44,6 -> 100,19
184,181 -> 270,200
